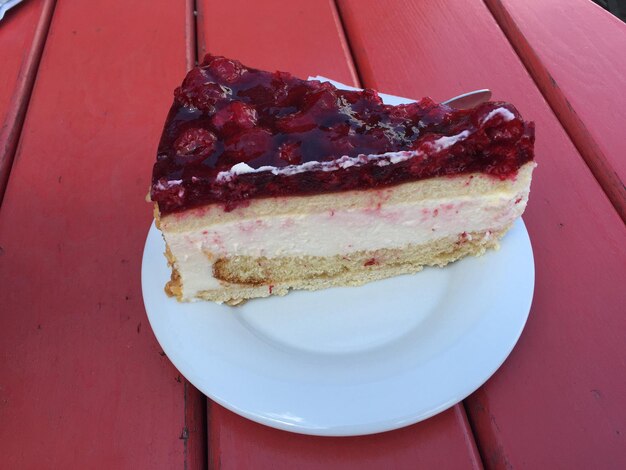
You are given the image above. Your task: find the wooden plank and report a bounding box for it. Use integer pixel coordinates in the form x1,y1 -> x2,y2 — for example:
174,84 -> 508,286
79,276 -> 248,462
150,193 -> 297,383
197,0 -> 358,83
337,0 -> 626,467
0,0 -> 54,202
197,1 -> 481,468
485,0 -> 626,222
0,1 -> 205,468
208,404 -> 481,470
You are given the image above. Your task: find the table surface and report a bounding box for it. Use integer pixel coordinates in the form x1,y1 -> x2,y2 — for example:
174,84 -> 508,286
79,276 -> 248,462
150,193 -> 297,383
1,0 -> 625,468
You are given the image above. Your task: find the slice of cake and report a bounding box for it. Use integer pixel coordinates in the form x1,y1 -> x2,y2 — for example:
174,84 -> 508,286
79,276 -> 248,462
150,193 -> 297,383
150,54 -> 535,304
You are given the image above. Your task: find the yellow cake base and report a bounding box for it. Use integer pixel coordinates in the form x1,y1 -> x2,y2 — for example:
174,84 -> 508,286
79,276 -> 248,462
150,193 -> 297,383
165,228 -> 506,305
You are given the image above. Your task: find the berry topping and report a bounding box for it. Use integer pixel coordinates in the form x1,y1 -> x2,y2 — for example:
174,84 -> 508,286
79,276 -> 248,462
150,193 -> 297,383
278,142 -> 302,164
174,128 -> 217,160
211,102 -> 258,133
276,111 -> 317,133
152,54 -> 534,214
174,68 -> 229,111
224,128 -> 272,163
302,84 -> 338,112
205,56 -> 247,83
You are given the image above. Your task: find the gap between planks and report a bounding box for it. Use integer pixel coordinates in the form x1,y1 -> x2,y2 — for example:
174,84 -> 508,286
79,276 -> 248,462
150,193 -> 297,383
0,0 -> 56,206
184,1 -> 208,469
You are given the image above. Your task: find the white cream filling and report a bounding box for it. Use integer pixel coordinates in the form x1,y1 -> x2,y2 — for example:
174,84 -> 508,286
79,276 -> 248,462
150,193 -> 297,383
164,186 -> 530,299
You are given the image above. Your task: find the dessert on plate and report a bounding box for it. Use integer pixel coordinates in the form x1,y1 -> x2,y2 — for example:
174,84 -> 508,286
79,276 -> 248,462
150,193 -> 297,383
150,54 -> 535,304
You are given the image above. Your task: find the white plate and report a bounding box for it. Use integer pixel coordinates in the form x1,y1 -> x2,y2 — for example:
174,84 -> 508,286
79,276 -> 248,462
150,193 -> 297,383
142,219 -> 534,436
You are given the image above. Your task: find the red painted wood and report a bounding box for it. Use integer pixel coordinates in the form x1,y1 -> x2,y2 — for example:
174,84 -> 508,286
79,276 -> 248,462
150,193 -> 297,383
197,1 -> 481,468
485,0 -> 626,222
0,0 -> 54,202
338,0 -> 626,467
196,0 -> 359,84
208,404 -> 481,470
0,1 -> 205,468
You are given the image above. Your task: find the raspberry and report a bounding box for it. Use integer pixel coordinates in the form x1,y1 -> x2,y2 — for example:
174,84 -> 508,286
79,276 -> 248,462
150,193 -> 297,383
328,124 -> 355,156
285,84 -> 310,103
151,177 -> 186,211
302,87 -> 338,112
486,121 -> 523,142
361,88 -> 383,105
279,142 -> 302,164
224,128 -> 272,162
175,68 -> 228,111
389,102 -> 421,122
276,112 -> 317,133
421,105 -> 451,129
211,102 -> 258,135
206,56 -> 246,83
174,128 -> 217,160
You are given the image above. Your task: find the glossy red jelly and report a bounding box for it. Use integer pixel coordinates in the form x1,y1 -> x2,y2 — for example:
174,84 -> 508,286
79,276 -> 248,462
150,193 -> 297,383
152,54 -> 534,214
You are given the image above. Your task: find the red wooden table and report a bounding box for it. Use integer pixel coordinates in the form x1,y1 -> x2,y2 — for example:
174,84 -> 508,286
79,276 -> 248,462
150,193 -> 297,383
1,0 -> 625,468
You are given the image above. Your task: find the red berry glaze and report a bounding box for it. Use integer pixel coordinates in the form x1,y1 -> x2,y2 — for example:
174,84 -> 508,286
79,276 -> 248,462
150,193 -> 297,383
223,128 -> 273,163
278,141 -> 302,165
152,54 -> 534,214
174,128 -> 217,161
211,101 -> 258,133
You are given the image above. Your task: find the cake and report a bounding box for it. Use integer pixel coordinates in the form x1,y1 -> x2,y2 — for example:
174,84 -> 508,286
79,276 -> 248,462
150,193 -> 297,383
150,54 -> 535,304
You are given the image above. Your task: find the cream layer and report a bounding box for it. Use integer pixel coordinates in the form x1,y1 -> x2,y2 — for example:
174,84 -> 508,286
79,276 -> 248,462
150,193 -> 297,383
160,163 -> 534,300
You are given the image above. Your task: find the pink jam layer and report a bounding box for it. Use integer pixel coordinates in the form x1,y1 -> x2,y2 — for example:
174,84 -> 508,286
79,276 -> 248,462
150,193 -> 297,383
151,54 -> 534,214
